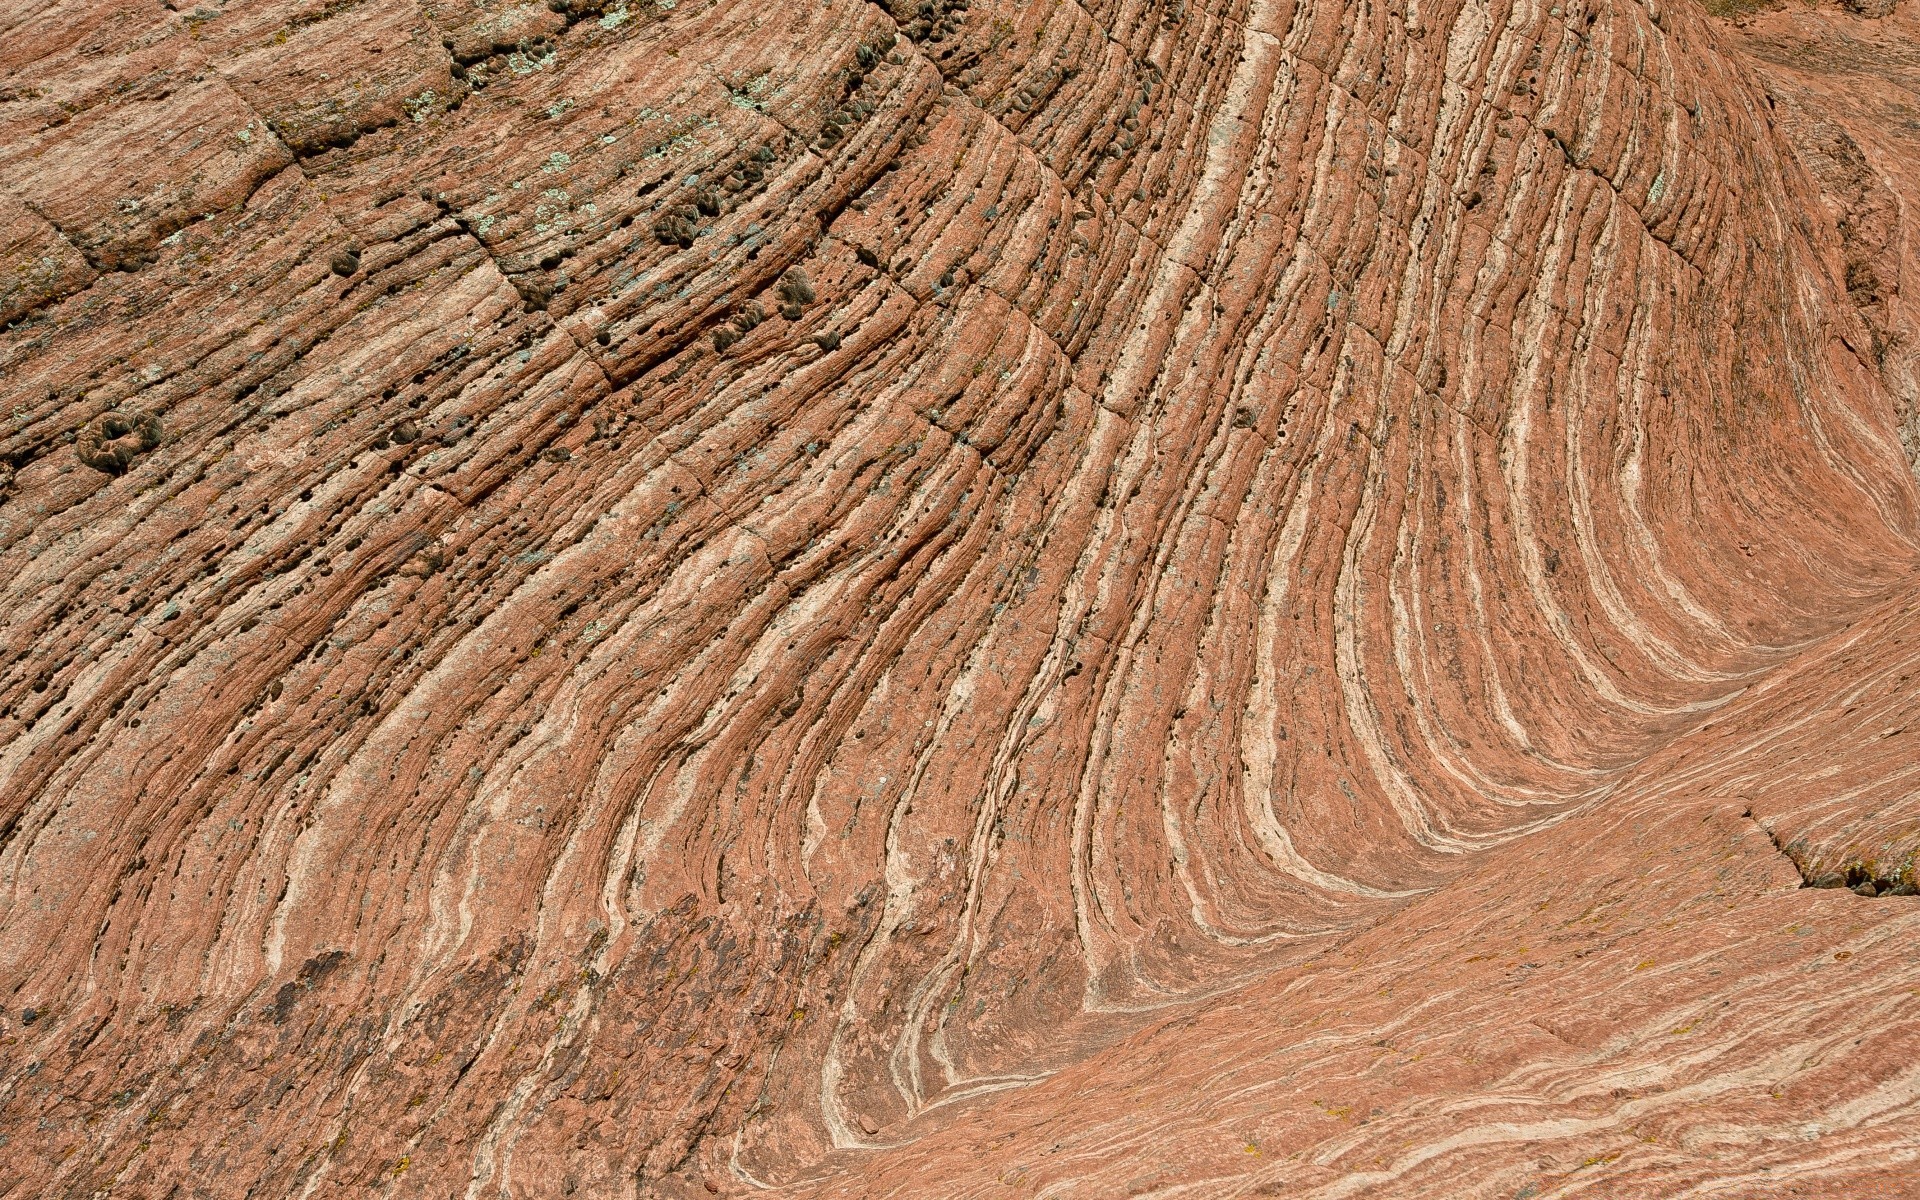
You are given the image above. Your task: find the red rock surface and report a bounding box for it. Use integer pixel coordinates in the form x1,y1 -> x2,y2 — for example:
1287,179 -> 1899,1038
1,0 -> 1917,1195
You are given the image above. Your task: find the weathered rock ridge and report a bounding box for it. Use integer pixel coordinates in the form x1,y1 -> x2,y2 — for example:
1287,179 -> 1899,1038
2,0 -> 1917,1195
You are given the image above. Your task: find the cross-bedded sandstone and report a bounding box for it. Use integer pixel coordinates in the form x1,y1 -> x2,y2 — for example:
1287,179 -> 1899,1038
1,0 -> 1916,1195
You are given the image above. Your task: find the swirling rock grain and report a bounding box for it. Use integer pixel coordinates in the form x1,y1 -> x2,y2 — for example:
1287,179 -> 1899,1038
1,0 -> 1917,1195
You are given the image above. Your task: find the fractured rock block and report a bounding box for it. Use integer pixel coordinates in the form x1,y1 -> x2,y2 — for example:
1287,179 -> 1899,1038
0,189 -> 94,322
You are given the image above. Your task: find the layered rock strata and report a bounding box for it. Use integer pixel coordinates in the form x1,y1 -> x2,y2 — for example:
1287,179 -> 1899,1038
1,0 -> 1916,1195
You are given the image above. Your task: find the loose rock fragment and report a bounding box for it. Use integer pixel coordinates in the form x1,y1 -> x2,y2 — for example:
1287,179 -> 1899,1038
778,268 -> 815,307
654,211 -> 698,248
76,411 -> 163,475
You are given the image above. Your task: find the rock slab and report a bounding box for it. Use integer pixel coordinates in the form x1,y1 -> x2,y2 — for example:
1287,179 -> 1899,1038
2,0 -> 1918,1195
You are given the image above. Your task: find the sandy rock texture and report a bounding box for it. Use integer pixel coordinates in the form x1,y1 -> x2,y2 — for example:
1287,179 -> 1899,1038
1720,0 -> 1920,478
1,0 -> 1917,1195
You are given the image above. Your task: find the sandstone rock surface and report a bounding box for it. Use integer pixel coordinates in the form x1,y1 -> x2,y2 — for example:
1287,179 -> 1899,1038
2,0 -> 1918,1195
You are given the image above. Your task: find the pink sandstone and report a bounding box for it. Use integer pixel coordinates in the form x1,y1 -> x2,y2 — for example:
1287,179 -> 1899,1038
1,0 -> 1917,1195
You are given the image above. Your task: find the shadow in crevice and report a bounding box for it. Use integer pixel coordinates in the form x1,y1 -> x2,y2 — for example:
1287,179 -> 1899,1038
1744,806 -> 1918,897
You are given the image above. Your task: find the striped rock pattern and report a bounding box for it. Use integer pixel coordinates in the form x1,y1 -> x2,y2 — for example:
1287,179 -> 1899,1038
1,0 -> 1916,1195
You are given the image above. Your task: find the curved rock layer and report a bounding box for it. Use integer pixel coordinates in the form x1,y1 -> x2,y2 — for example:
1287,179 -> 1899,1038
807,582 -> 1920,1196
1724,0 -> 1920,471
0,0 -> 1916,1195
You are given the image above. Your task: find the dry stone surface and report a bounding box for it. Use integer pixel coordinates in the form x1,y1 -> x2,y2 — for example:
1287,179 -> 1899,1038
2,0 -> 1918,1195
